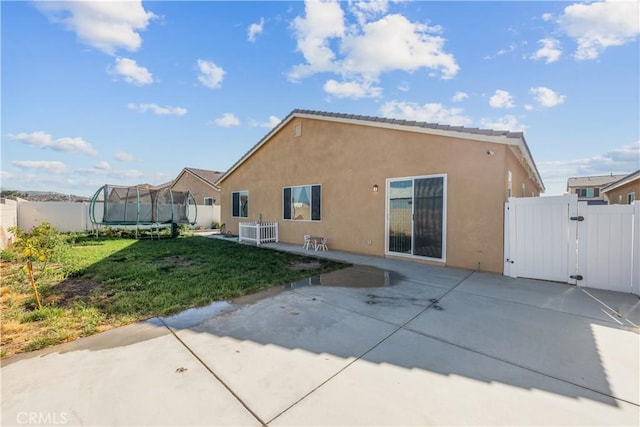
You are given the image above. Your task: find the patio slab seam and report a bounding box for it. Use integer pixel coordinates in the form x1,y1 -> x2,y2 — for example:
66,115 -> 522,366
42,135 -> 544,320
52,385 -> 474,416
449,285 -> 639,330
156,317 -> 267,426
400,322 -> 640,408
266,269 -> 476,425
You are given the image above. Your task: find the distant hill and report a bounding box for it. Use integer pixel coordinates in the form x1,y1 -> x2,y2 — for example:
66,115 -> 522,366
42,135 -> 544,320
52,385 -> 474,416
0,190 -> 90,203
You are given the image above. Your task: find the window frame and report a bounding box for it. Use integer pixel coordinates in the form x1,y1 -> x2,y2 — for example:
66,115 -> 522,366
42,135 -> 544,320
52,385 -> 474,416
203,197 -> 214,206
231,190 -> 249,218
283,184 -> 322,222
384,173 -> 447,263
628,192 -> 636,204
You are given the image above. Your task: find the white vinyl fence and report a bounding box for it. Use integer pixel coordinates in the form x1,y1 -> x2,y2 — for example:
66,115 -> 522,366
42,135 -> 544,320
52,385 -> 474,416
239,222 -> 279,246
19,202 -> 100,233
505,195 -> 639,296
0,199 -> 18,249
0,200 -> 220,248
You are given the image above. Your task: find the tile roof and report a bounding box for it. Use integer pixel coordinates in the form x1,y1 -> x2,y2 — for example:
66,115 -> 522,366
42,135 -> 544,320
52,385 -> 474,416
566,174 -> 628,188
217,109 -> 543,191
291,109 -> 526,139
600,170 -> 640,193
182,167 -> 223,188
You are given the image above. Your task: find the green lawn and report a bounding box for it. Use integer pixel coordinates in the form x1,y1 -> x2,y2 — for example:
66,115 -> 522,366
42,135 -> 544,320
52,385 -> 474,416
0,235 -> 346,358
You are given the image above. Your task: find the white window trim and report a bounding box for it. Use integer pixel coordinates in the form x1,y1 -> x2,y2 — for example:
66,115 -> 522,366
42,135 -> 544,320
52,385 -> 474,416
203,197 -> 214,206
384,173 -> 447,263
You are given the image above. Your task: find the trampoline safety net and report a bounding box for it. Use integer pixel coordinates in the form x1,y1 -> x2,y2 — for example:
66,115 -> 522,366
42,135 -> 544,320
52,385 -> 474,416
90,184 -> 197,226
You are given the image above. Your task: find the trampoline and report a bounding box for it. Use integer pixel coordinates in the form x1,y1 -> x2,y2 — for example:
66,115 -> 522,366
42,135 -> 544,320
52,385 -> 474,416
89,184 -> 197,238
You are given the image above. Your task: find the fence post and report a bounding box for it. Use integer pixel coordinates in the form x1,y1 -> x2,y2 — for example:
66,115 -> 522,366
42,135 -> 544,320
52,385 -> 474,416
633,201 -> 640,296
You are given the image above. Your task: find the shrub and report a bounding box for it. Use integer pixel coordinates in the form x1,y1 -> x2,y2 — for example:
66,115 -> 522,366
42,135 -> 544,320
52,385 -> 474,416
8,222 -> 68,310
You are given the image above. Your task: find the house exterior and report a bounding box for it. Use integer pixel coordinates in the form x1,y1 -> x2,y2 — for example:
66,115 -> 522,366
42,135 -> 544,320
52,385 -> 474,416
171,167 -> 223,206
566,174 -> 627,205
601,170 -> 640,205
217,110 -> 544,273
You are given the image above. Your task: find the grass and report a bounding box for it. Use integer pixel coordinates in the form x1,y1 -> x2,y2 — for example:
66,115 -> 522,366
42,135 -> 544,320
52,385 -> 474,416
0,235 -> 346,358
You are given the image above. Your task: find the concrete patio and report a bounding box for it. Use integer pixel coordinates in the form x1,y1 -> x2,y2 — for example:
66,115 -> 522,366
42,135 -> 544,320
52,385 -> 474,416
2,242 -> 639,426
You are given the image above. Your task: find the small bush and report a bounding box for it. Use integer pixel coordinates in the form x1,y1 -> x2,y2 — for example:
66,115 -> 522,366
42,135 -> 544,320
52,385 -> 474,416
0,250 -> 16,262
21,306 -> 65,323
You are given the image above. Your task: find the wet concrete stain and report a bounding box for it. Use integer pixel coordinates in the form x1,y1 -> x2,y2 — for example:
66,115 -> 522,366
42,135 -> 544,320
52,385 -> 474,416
287,265 -> 403,289
2,265 -> 406,365
364,293 -> 431,307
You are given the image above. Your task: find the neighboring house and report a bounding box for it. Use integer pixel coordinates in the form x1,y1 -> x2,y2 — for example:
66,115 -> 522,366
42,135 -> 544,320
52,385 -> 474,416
566,174 -> 627,205
601,170 -> 640,205
217,109 -> 544,274
171,167 -> 223,206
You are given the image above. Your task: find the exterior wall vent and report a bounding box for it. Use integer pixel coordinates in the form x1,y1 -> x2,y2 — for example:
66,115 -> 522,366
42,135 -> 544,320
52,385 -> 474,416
294,123 -> 302,137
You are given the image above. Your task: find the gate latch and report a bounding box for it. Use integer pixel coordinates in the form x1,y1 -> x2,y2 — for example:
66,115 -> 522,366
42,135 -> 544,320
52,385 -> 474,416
570,275 -> 584,280
570,216 -> 584,221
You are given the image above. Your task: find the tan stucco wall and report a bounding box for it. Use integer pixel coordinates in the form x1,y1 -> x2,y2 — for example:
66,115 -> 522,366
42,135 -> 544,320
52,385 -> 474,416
172,173 -> 220,205
604,180 -> 640,204
220,118 -> 541,273
505,147 -> 541,199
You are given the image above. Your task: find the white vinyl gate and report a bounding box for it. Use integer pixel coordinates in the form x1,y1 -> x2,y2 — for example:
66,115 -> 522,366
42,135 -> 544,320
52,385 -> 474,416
504,195 -> 639,296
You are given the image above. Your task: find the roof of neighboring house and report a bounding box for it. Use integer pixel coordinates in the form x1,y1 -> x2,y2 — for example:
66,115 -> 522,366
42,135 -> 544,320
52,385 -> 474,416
217,109 -> 545,191
600,170 -> 640,193
153,181 -> 173,190
566,174 -> 628,189
173,167 -> 223,190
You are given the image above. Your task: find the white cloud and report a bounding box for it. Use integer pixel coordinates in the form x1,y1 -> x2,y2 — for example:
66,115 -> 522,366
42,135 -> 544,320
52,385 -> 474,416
109,169 -> 144,179
109,57 -> 153,85
349,0 -> 389,26
484,43 -> 517,59
12,160 -> 68,174
480,115 -> 525,132
380,101 -> 472,126
114,151 -> 134,162
76,166 -> 143,179
538,141 -> 640,194
530,38 -> 562,63
558,0 -> 640,60
95,161 -> 111,171
530,86 -> 566,107
250,115 -> 282,129
489,90 -> 516,109
340,14 -> 458,80
398,81 -> 410,92
323,79 -> 382,98
452,91 -> 468,102
542,13 -> 554,22
8,131 -> 98,156
289,0 -> 458,98
248,18 -> 265,42
127,103 -> 187,116
290,0 -> 345,79
213,113 -> 240,127
197,59 -> 225,89
35,1 -> 155,55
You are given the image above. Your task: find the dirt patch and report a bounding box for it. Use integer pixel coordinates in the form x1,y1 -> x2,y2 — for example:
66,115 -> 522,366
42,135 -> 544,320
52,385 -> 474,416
289,261 -> 322,271
47,278 -> 103,306
159,256 -> 192,267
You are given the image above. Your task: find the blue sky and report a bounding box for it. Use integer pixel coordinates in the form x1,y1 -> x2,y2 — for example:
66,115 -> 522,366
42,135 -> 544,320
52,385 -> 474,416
1,0 -> 639,197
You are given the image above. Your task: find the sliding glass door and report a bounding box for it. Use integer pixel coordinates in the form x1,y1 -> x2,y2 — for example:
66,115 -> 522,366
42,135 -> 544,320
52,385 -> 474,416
386,175 -> 446,261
